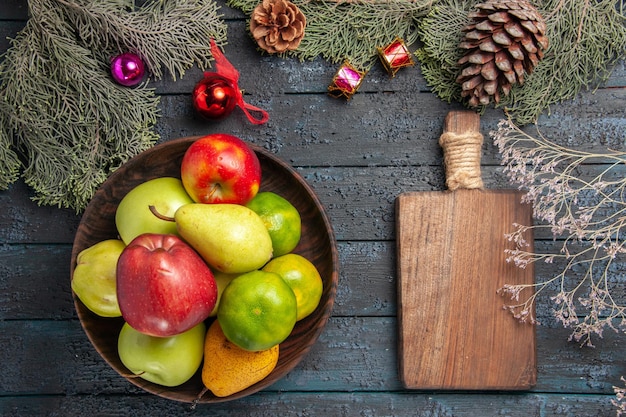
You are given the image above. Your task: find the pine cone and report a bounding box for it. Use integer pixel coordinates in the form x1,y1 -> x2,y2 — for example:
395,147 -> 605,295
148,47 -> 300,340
456,0 -> 549,107
250,0 -> 306,54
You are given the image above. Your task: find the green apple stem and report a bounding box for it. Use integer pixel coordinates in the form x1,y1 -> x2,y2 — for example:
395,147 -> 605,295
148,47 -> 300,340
148,205 -> 175,222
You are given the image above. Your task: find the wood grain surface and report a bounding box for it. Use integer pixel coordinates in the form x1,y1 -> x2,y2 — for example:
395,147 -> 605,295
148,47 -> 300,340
396,112 -> 536,389
1,1 -> 625,416
397,189 -> 536,389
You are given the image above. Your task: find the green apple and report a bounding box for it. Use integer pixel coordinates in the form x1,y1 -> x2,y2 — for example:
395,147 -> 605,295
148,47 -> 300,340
71,239 -> 125,317
115,177 -> 193,245
118,321 -> 206,387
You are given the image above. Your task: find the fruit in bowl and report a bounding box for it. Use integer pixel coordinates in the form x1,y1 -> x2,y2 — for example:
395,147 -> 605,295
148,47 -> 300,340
246,191 -> 302,257
71,239 -> 125,318
115,177 -> 194,245
181,133 -> 261,205
217,269 -> 298,352
116,233 -> 218,337
172,203 -> 273,274
118,321 -> 207,387
70,134 -> 339,403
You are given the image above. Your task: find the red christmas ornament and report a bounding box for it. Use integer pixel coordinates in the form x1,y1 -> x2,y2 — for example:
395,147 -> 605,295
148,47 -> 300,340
193,40 -> 269,124
192,73 -> 238,120
377,37 -> 414,77
110,52 -> 145,87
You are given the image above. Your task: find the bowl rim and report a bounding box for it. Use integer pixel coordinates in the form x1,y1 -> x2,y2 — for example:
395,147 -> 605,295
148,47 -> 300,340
71,135 -> 340,403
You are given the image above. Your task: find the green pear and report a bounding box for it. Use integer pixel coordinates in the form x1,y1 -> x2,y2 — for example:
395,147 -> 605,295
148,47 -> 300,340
208,270 -> 240,317
175,203 -> 273,274
71,239 -> 125,317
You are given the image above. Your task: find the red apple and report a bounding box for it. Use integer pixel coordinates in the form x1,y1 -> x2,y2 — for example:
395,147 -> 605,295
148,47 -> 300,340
180,133 -> 261,205
116,233 -> 217,337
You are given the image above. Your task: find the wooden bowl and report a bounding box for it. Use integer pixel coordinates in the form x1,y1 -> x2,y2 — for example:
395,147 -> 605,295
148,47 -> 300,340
71,136 -> 339,403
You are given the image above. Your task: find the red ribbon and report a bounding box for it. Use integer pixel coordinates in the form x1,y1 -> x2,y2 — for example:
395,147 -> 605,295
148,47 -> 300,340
210,39 -> 269,125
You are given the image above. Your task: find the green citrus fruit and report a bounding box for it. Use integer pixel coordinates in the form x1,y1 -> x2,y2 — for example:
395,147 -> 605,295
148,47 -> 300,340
262,253 -> 323,321
217,270 -> 297,351
245,191 -> 301,257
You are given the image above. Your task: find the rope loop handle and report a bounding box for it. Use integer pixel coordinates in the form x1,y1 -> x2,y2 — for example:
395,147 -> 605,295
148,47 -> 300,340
439,111 -> 484,190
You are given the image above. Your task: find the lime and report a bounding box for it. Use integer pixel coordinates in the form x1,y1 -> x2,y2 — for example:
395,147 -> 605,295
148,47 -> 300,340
217,270 -> 297,351
262,253 -> 323,321
245,191 -> 301,257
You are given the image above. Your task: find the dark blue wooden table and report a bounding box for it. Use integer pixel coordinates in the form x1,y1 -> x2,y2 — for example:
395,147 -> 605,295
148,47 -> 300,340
1,1 -> 625,416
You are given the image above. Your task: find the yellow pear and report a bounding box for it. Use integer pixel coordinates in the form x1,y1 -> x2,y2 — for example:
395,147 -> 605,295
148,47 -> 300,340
202,320 -> 279,397
71,239 -> 125,317
175,203 -> 273,274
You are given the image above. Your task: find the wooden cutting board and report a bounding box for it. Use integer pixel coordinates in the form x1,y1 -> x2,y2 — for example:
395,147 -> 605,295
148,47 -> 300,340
396,110 -> 536,390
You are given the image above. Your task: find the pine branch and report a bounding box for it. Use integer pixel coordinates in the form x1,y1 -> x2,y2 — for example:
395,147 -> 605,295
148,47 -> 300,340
415,0 -> 470,103
0,67 -> 22,189
228,0 -> 433,69
51,0 -> 228,80
0,0 -> 227,210
0,7 -> 160,209
416,0 -> 626,124
505,0 -> 626,124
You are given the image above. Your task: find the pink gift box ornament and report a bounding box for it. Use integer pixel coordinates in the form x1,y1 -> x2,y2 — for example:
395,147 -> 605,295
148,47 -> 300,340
328,61 -> 367,99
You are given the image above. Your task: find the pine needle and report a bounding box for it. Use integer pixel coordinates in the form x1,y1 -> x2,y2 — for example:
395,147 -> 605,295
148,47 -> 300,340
53,0 -> 228,80
228,0 -> 434,69
415,0 -> 471,102
230,0 -> 624,121
0,0 -> 228,210
416,0 -> 626,124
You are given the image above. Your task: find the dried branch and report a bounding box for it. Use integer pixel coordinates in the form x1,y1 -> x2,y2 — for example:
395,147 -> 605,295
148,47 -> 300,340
615,377 -> 626,416
492,117 -> 626,346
